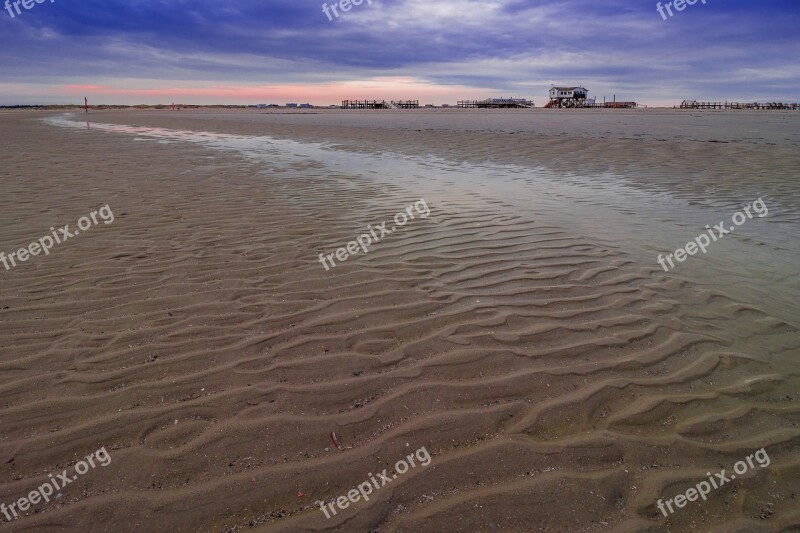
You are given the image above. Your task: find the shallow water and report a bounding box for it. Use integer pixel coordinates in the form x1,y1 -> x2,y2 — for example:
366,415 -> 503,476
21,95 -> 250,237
44,114 -> 800,325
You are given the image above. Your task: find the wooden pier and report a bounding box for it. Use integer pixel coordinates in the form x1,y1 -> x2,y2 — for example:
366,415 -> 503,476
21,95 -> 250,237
544,100 -> 637,109
390,100 -> 420,109
680,100 -> 800,110
583,101 -> 638,109
457,98 -> 534,109
341,100 -> 419,109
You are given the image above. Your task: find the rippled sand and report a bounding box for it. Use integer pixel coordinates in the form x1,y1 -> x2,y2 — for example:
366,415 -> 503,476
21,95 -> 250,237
0,110 -> 798,532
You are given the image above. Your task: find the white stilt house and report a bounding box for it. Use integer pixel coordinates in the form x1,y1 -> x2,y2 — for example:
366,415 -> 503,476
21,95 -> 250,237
546,86 -> 589,108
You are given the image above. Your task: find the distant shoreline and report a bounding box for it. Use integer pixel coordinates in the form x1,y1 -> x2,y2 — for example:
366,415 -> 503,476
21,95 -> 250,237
4,104 -> 800,112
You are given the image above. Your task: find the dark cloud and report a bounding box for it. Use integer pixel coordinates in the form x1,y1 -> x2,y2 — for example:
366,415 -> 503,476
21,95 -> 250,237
1,0 -> 798,104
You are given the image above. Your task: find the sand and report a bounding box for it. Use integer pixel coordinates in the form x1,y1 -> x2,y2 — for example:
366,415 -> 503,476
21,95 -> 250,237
0,109 -> 798,532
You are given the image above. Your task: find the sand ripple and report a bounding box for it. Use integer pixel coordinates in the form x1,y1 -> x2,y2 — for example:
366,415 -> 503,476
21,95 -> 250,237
0,112 -> 797,532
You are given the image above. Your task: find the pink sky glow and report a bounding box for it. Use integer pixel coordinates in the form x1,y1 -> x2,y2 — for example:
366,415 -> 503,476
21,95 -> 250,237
55,77 -> 500,105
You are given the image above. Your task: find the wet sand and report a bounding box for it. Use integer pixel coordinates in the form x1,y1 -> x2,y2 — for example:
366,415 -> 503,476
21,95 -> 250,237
0,109 -> 798,532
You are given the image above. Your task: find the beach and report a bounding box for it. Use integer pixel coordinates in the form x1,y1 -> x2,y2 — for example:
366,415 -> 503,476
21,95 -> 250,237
0,109 -> 798,532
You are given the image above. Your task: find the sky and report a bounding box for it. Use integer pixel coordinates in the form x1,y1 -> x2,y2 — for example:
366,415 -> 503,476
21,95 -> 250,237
1,0 -> 798,107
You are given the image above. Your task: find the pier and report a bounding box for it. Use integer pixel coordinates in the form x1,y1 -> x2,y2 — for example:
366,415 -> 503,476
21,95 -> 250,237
584,101 -> 638,109
680,100 -> 800,110
457,98 -> 534,109
341,100 -> 419,109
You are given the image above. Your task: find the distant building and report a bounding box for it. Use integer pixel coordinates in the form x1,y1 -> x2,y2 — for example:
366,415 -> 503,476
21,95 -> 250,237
546,86 -> 589,108
548,87 -> 588,100
257,104 -> 268,108
286,103 -> 298,108
546,87 -> 637,109
299,103 -> 313,108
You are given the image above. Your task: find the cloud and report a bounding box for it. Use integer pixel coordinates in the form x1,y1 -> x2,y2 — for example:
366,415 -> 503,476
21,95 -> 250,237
1,0 -> 798,105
